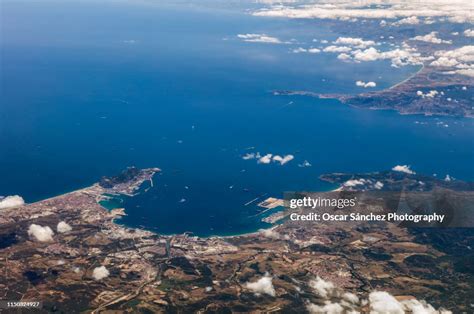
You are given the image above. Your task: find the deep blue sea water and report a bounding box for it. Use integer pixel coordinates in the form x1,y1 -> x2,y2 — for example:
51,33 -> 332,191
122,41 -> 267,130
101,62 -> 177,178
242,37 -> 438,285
1,1 -> 473,236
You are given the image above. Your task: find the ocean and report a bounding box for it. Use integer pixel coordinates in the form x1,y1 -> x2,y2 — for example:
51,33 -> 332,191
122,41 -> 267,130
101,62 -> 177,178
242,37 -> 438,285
1,0 -> 473,236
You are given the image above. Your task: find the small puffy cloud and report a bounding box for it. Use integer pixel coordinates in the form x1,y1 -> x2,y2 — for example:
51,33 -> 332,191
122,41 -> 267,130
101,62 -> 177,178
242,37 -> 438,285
261,228 -> 289,240
245,152 -> 294,165
309,277 -> 336,299
242,153 -> 256,160
392,165 -> 415,174
245,273 -> 276,296
464,29 -> 474,37
410,32 -> 452,44
355,80 -> 376,88
237,33 -> 287,44
401,299 -> 445,314
369,291 -> 447,314
393,16 -> 420,25
448,68 -> 474,77
272,154 -> 294,165
57,221 -> 72,233
343,179 -> 366,187
0,195 -> 25,209
334,37 -> 375,48
337,53 -> 352,60
298,160 -> 312,167
426,90 -> 439,98
417,90 -> 439,98
258,154 -> 273,164
292,47 -> 320,54
306,302 -> 344,314
308,48 -> 321,53
430,57 -> 460,67
28,224 -> 54,242
92,266 -> 110,280
369,291 -> 405,314
342,292 -> 359,304
292,47 -> 307,53
323,45 -> 352,53
353,47 -> 381,61
261,228 -> 280,239
352,47 -> 426,67
433,46 -> 474,64
374,181 -> 384,190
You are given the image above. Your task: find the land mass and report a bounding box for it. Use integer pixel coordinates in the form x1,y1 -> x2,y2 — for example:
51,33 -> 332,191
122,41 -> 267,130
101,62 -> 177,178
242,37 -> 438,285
0,167 -> 473,313
275,66 -> 474,117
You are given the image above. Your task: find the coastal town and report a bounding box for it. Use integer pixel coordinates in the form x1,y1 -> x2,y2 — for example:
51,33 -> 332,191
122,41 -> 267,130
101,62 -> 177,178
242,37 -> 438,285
0,167 -> 472,313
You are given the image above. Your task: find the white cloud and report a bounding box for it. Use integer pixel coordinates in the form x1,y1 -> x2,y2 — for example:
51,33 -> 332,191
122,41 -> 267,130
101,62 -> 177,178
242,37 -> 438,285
452,68 -> 474,77
356,80 -> 376,88
426,90 -> 439,98
444,174 -> 453,181
292,47 -> 307,53
304,280 -> 448,314
308,48 -> 321,53
252,1 -> 474,24
374,181 -> 384,190
344,179 -> 366,187
464,29 -> 474,37
298,160 -> 312,167
410,32 -> 452,44
437,48 -> 474,76
0,195 -> 25,209
261,228 -> 280,239
261,228 -> 289,240
28,224 -> 54,242
292,47 -> 321,54
334,37 -> 376,49
393,16 -> 421,25
433,46 -> 474,64
392,165 -> 415,174
272,154 -> 294,165
353,47 -> 381,61
245,152 -> 294,165
369,291 -> 449,314
369,291 -> 405,314
402,299 -> 445,314
417,90 -> 439,98
337,53 -> 352,60
345,45 -> 429,67
430,57 -> 460,67
309,277 -> 336,299
307,302 -> 344,314
342,292 -> 359,304
92,266 -> 110,280
245,273 -> 276,296
323,45 -> 352,53
237,33 -> 287,44
242,153 -> 256,160
258,153 -> 273,164
57,221 -> 72,233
